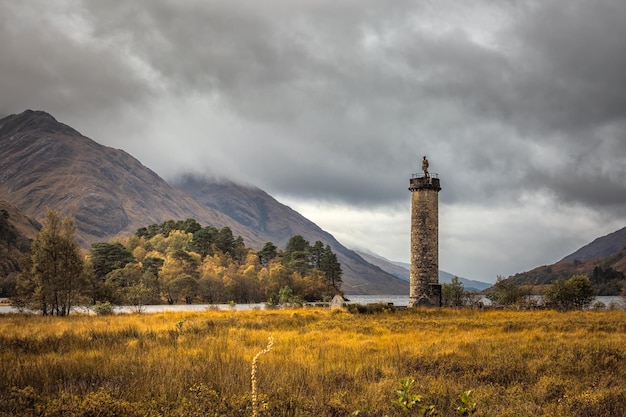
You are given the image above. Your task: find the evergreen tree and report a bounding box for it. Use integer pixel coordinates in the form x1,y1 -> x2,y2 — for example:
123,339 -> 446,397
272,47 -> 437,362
320,244 -> 342,290
232,236 -> 248,262
90,242 -> 135,280
176,218 -> 202,234
257,242 -> 278,267
88,242 -> 135,303
142,256 -> 164,278
282,235 -> 311,274
310,241 -> 325,269
215,227 -> 235,255
190,226 -> 218,259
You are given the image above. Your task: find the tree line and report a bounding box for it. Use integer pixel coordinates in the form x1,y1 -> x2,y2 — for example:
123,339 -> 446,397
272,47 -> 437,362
442,274 -> 609,310
12,210 -> 343,315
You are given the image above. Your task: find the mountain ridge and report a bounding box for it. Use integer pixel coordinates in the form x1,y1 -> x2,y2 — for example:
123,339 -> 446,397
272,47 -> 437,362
0,110 -> 407,294
559,226 -> 626,263
505,226 -> 626,294
0,110 -> 266,246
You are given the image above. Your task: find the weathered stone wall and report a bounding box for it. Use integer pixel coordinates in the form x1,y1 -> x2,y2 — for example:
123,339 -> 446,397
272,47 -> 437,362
408,176 -> 441,307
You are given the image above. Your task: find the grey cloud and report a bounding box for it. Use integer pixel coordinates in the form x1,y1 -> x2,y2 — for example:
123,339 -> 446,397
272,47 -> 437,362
510,0 -> 626,132
0,3 -> 154,120
0,1 -> 626,208
3,0 -> 626,242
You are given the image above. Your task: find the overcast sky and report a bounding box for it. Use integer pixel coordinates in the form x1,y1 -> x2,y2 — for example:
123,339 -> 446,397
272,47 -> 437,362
2,0 -> 626,283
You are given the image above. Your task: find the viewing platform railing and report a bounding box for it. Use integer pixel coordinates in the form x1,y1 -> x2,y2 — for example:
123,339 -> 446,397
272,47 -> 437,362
411,173 -> 439,179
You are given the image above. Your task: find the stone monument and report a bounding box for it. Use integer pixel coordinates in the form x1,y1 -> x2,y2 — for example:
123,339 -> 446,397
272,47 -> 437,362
408,156 -> 442,307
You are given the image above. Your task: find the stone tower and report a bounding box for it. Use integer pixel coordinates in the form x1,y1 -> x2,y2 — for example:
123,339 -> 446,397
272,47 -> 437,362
408,156 -> 442,307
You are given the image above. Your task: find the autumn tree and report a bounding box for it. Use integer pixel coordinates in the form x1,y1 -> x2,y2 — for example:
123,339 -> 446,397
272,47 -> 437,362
165,274 -> 198,304
160,250 -> 201,303
14,210 -> 84,315
103,263 -> 145,304
265,264 -> 294,304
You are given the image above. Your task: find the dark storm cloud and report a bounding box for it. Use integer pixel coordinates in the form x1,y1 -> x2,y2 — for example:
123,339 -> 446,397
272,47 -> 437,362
3,0 -> 625,205
0,2 -> 155,120
2,0 -> 626,279
510,1 -> 626,132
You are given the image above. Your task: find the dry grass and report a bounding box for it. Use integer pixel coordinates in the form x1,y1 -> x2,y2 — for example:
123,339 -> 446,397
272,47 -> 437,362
1,308 -> 625,416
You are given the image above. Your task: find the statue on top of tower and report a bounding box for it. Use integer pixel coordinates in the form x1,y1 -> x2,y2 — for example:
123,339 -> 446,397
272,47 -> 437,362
422,156 -> 429,178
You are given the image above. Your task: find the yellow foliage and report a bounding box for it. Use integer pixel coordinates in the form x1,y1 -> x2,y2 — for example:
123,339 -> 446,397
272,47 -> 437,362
132,245 -> 147,262
160,255 -> 185,283
200,253 -> 233,278
243,252 -> 260,267
143,250 -> 163,260
148,234 -> 166,253
163,230 -> 192,255
240,264 -> 258,280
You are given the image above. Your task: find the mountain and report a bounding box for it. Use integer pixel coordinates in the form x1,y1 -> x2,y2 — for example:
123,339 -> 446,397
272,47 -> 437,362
174,176 -> 409,294
505,226 -> 626,295
354,250 -> 491,291
0,110 -> 408,294
559,226 -> 626,263
0,110 -> 266,247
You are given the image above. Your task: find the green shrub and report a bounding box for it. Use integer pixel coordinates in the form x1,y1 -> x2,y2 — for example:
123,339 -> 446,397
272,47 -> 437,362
92,301 -> 114,315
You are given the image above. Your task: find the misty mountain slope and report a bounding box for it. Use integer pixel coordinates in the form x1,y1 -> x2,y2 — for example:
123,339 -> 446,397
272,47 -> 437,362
0,110 -> 266,247
560,226 -> 626,263
0,110 -> 408,294
175,176 -> 410,294
354,250 -> 491,291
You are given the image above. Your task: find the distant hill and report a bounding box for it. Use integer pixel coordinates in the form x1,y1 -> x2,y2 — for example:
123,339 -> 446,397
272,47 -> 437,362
560,226 -> 626,263
354,250 -> 491,292
505,226 -> 626,295
0,110 -> 408,295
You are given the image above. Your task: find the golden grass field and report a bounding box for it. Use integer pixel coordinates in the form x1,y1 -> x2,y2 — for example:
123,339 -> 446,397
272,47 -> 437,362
1,307 -> 625,417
